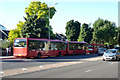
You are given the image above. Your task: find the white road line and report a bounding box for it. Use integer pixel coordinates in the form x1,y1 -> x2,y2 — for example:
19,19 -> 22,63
108,62 -> 118,65
22,68 -> 28,71
2,56 -> 103,77
85,69 -> 92,73
0,72 -> 4,75
39,66 -> 43,68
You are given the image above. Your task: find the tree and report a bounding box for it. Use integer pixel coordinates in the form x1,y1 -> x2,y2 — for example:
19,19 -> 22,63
16,21 -> 24,37
103,22 -> 117,45
92,18 -> 117,45
78,23 -> 93,43
24,1 -> 56,38
92,18 -> 105,43
25,1 -> 56,20
8,21 -> 24,42
65,20 -> 81,41
118,26 -> 120,45
21,13 -> 48,38
8,1 -> 56,42
0,39 -> 12,49
8,29 -> 20,42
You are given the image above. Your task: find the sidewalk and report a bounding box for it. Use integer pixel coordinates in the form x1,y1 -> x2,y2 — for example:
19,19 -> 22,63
0,56 -> 15,59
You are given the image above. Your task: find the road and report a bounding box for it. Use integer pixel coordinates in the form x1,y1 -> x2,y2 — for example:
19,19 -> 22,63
1,54 -> 119,79
1,54 -> 99,70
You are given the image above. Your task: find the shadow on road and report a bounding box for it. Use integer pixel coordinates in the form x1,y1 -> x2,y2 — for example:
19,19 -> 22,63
2,54 -> 101,63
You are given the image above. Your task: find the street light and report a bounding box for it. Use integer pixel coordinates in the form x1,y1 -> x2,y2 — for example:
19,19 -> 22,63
48,3 -> 58,39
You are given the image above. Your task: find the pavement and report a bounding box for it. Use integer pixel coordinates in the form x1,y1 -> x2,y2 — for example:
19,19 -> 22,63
4,58 -> 118,78
0,56 -> 15,59
1,55 -> 104,77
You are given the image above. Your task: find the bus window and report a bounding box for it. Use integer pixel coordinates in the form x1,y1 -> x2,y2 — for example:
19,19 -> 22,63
88,45 -> 93,48
14,39 -> 27,47
50,42 -> 56,50
44,41 -> 50,50
28,40 -> 45,51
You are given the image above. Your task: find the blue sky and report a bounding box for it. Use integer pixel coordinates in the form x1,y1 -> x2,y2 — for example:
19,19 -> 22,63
0,0 -> 119,34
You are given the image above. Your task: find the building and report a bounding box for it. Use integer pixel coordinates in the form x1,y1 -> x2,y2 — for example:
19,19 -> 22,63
55,33 -> 67,41
0,24 -> 9,40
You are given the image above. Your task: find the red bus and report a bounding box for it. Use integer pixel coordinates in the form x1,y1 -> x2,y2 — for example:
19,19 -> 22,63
13,38 -> 88,58
88,43 -> 104,54
13,38 -> 66,58
66,41 -> 87,55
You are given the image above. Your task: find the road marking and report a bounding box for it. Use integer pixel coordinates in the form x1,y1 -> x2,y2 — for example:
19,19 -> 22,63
85,69 -> 92,73
0,72 -> 4,75
22,68 -> 27,71
108,62 -> 118,65
39,66 -> 43,68
1,56 -> 102,77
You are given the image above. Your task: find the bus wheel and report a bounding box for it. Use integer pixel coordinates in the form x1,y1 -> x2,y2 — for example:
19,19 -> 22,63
73,51 -> 75,55
58,52 -> 61,57
83,51 -> 86,55
26,57 -> 30,59
37,53 -> 41,59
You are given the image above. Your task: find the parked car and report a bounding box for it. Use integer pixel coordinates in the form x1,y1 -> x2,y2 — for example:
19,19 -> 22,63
102,49 -> 120,61
98,48 -> 106,56
115,47 -> 120,51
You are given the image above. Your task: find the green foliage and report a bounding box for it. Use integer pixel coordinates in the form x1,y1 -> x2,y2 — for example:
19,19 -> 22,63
25,1 -> 56,26
65,20 -> 81,41
24,1 -> 56,38
78,23 -> 93,43
8,1 -> 56,41
21,14 -> 48,38
8,29 -> 20,42
8,21 -> 24,42
92,18 -> 117,45
0,39 -> 12,49
16,21 -> 24,37
118,26 -> 120,45
92,18 -> 105,43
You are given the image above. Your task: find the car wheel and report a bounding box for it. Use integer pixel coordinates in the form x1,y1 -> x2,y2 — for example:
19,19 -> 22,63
58,52 -> 61,57
83,51 -> 86,55
116,57 -> 120,61
118,58 -> 120,61
103,59 -> 105,61
73,51 -> 75,55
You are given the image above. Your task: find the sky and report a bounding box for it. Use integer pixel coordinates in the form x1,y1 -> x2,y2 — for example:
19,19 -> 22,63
0,0 -> 119,35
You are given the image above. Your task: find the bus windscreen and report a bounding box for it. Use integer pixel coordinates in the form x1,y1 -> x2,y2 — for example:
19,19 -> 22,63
14,39 -> 27,47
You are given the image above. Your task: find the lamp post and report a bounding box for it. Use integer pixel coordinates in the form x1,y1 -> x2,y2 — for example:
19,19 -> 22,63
48,3 -> 58,39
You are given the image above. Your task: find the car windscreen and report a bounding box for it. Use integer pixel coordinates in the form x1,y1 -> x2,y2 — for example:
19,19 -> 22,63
14,39 -> 27,47
105,50 -> 117,53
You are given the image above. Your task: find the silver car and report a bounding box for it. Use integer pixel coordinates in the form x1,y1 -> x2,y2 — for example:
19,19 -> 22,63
102,49 -> 120,61
98,48 -> 106,56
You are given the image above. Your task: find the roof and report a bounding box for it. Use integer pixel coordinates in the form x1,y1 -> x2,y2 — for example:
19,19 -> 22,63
0,30 -> 9,40
67,41 -> 87,44
15,38 -> 64,42
0,24 -> 6,30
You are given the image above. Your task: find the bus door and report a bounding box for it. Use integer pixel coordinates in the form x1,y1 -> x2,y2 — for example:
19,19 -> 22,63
43,41 -> 55,56
28,40 -> 38,57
